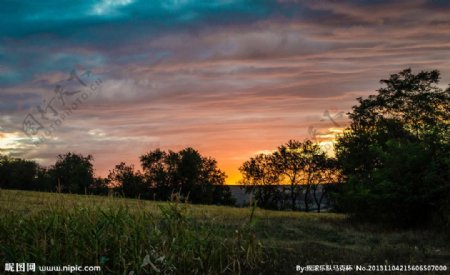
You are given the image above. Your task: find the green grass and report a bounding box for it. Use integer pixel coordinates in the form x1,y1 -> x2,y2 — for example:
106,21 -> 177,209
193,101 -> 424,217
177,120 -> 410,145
1,190 -> 449,274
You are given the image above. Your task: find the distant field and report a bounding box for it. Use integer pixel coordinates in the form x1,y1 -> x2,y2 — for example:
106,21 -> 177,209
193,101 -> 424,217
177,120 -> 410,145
1,190 -> 449,274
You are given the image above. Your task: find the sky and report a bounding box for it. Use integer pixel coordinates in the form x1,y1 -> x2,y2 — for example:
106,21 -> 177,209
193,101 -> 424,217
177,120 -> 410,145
1,0 -> 450,184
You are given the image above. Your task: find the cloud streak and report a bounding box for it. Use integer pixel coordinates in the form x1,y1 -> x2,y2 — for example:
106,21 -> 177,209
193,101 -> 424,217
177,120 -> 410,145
1,0 -> 450,183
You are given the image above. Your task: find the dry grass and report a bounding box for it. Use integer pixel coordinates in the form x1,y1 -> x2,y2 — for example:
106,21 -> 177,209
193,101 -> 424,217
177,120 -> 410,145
1,190 -> 449,274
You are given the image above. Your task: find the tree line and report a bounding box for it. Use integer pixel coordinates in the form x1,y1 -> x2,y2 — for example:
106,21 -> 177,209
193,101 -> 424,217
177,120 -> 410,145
0,140 -> 339,211
0,148 -> 235,205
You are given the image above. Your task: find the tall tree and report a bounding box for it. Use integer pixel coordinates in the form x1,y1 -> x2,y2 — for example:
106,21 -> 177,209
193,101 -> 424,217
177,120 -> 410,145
335,69 -> 450,227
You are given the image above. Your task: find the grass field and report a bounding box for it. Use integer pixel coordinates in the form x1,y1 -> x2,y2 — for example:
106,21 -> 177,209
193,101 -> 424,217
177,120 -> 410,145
1,190 -> 449,274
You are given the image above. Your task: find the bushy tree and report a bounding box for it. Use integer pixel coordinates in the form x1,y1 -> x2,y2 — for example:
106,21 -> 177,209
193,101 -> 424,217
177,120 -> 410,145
140,149 -> 178,201
48,152 -> 95,194
335,69 -> 450,227
140,148 -> 234,205
108,162 -> 146,198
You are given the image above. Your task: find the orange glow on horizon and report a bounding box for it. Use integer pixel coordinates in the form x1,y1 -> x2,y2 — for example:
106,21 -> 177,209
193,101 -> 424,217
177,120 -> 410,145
225,172 -> 242,185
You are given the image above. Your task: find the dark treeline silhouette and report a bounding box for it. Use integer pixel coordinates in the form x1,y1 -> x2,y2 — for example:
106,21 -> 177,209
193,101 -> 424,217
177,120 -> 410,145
0,148 -> 235,206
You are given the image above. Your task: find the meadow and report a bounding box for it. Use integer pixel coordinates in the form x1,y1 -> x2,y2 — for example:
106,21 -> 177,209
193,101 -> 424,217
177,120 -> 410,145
1,189 -> 449,274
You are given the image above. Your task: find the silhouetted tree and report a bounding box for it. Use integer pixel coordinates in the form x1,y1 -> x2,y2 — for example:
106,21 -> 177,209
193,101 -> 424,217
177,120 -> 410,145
140,149 -> 177,200
140,148 -> 233,205
335,68 -> 450,227
272,140 -> 331,211
48,152 -> 94,194
108,162 -> 146,198
240,153 -> 282,209
240,140 -> 340,211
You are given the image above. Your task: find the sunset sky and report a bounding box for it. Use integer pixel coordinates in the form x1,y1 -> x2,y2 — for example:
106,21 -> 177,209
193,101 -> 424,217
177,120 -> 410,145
1,0 -> 450,184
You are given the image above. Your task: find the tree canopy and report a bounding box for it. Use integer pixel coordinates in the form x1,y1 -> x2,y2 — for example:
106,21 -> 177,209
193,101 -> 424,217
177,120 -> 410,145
49,152 -> 95,194
108,162 -> 146,198
335,68 -> 450,227
240,140 -> 340,211
140,147 -> 234,205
